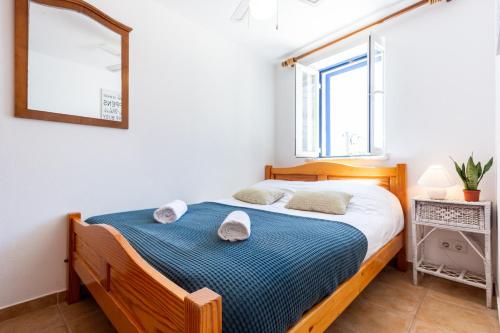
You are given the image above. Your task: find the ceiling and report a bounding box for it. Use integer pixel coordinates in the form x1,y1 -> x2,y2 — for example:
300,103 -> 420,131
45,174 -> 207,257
29,2 -> 121,71
158,0 -> 418,60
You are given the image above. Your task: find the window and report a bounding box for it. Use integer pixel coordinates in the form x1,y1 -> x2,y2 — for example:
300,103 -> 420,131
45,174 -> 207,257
295,35 -> 385,158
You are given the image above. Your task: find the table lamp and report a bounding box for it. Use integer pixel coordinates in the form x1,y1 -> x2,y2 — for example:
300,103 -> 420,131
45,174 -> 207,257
418,165 -> 455,200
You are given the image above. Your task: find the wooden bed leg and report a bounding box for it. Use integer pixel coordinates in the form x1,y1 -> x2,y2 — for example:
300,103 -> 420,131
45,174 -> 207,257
396,248 -> 408,272
185,288 -> 222,333
67,213 -> 82,304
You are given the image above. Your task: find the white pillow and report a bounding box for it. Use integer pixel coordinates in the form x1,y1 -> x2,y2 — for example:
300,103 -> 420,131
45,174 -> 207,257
233,188 -> 285,205
285,190 -> 353,215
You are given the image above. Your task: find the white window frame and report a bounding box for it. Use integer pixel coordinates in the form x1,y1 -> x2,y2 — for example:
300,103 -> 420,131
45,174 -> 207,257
294,33 -> 386,159
295,63 -> 320,158
368,34 -> 386,157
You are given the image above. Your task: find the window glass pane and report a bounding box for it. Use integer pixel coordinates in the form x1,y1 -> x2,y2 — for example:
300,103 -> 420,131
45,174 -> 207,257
295,64 -> 319,158
306,38 -> 385,158
323,58 -> 369,157
373,44 -> 384,93
372,92 -> 384,151
302,73 -> 314,152
370,35 -> 385,155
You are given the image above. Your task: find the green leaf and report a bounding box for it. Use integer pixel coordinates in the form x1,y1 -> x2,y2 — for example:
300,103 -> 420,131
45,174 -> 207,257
483,157 -> 493,175
466,181 -> 478,190
480,157 -> 493,181
452,160 -> 466,183
466,156 -> 479,189
477,162 -> 482,179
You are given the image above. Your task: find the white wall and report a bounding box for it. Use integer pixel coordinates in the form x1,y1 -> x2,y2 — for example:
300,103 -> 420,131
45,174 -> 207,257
495,39 -> 500,310
495,0 -> 500,312
29,51 -> 121,118
275,0 -> 497,273
0,0 -> 274,308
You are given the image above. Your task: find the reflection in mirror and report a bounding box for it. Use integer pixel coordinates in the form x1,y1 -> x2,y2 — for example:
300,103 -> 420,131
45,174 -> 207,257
28,1 -> 122,121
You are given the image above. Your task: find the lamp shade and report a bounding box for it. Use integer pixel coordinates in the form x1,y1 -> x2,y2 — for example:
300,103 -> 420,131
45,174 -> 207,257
418,165 -> 455,188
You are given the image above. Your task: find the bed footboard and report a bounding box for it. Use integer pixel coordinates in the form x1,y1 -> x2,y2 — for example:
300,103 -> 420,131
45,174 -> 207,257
67,213 -> 222,333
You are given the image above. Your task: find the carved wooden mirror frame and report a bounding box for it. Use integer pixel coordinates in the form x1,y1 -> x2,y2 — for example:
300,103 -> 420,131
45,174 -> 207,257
15,0 -> 132,129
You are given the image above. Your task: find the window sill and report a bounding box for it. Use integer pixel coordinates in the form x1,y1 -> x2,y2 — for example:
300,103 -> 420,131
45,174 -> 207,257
304,154 -> 390,162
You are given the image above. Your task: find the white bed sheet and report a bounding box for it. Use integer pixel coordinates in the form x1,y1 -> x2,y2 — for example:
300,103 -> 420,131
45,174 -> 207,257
215,180 -> 404,262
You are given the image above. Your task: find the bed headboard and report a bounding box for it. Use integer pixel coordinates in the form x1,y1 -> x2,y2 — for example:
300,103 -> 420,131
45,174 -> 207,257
265,162 -> 407,211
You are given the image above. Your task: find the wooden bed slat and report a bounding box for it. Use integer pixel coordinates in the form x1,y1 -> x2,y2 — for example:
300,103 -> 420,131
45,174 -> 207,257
269,162 -> 400,178
73,254 -> 143,332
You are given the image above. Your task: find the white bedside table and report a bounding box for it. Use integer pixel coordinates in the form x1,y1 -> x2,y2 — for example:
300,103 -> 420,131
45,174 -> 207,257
411,198 -> 492,308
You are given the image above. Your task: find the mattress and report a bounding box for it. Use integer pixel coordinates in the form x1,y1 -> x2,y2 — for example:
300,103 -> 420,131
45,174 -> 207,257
216,179 -> 404,262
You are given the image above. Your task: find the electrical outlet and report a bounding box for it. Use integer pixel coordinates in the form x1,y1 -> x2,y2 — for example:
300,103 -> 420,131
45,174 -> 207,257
452,240 -> 467,253
439,239 -> 468,254
439,239 -> 451,250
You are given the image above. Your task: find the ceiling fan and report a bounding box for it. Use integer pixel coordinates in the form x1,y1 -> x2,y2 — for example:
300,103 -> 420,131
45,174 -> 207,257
230,0 -> 277,21
230,0 -> 323,26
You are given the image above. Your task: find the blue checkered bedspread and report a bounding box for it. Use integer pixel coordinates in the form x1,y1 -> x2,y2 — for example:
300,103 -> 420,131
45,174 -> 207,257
86,202 -> 367,333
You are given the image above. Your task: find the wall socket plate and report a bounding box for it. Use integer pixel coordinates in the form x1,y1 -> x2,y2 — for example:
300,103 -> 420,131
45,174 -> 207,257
439,239 -> 468,254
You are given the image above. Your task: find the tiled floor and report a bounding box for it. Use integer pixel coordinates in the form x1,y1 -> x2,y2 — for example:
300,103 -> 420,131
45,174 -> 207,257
0,296 -> 116,333
1,266 -> 498,333
328,267 -> 499,333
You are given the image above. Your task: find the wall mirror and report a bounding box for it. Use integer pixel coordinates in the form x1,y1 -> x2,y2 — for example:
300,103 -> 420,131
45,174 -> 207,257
15,0 -> 132,129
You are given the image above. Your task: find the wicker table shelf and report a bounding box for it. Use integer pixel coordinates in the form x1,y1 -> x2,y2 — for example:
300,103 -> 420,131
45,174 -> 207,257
411,198 -> 492,308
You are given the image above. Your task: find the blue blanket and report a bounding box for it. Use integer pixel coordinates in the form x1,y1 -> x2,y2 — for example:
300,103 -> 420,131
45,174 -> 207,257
86,202 -> 367,333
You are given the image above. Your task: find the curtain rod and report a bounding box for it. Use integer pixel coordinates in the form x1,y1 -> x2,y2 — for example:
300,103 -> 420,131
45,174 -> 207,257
281,0 -> 452,68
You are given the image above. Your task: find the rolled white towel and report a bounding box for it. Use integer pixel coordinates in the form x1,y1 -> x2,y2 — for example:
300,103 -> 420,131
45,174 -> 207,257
153,200 -> 188,224
218,211 -> 251,242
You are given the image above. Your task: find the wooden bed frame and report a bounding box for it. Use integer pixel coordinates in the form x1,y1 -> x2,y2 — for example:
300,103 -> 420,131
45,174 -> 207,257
67,162 -> 408,333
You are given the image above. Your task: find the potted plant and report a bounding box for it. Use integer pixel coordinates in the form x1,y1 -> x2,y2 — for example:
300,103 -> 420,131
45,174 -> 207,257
451,154 -> 493,202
